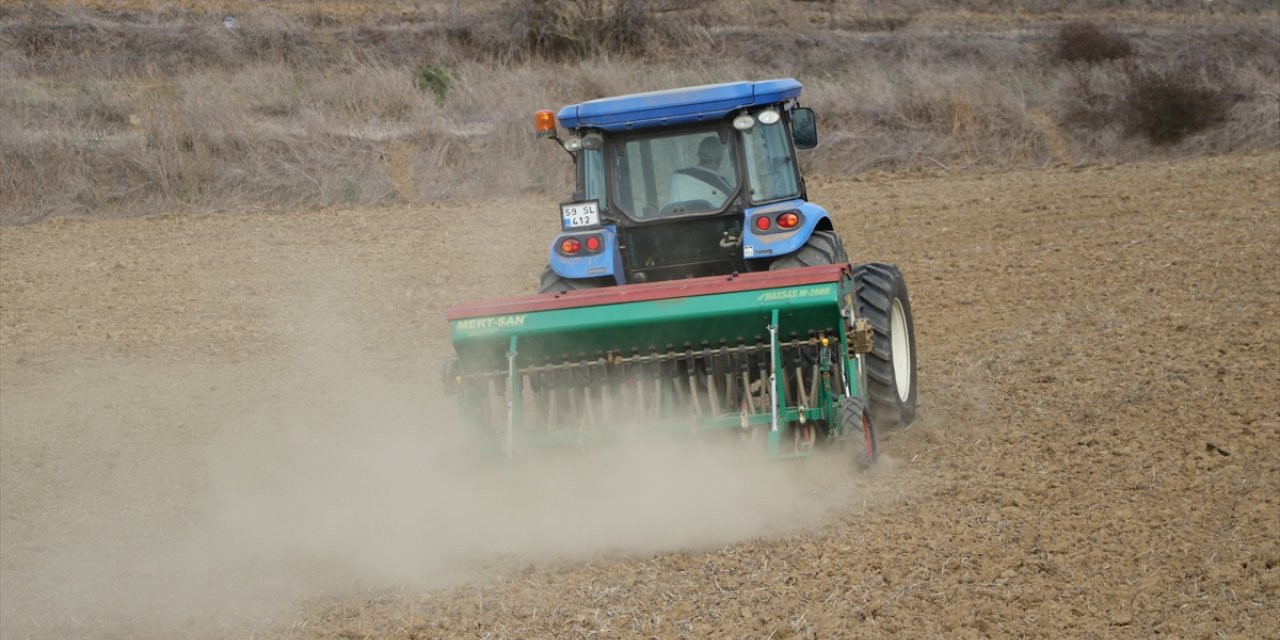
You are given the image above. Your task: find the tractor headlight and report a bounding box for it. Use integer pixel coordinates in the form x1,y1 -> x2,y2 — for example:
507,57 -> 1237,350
758,109 -> 781,125
733,114 -> 755,131
562,136 -> 584,152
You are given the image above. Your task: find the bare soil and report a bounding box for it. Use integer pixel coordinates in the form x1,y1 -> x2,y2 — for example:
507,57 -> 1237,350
1,153 -> 1278,639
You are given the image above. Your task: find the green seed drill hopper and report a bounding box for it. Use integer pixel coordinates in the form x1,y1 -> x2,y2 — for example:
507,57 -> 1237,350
445,264 -> 904,463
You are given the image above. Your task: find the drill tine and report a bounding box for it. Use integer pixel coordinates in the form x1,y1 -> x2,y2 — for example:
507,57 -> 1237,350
653,375 -> 663,422
583,378 -> 595,431
707,370 -> 721,418
810,363 -> 821,409
601,361 -> 612,429
635,365 -> 645,432
688,374 -> 702,427
567,370 -> 579,428
668,348 -> 686,409
547,381 -> 558,434
685,347 -> 702,422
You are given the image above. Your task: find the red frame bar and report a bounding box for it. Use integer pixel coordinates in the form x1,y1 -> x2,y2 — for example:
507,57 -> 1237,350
446,264 -> 851,320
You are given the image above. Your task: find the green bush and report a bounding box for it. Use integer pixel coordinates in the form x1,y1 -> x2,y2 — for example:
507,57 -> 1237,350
414,62 -> 454,106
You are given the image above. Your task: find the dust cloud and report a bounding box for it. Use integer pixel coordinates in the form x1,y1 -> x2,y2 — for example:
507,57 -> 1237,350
0,282 -> 870,640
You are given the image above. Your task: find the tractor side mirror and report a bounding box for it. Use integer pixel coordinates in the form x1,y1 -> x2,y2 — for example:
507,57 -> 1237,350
791,108 -> 818,149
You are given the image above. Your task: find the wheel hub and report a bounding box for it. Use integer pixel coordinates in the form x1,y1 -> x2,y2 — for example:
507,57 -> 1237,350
890,299 -> 912,401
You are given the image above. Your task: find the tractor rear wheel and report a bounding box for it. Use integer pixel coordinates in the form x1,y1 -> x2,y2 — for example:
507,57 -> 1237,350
839,395 -> 877,468
768,230 -> 849,270
852,263 -> 917,430
538,266 -> 612,294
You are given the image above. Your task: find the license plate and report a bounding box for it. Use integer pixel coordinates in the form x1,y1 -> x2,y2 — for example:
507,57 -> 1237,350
561,201 -> 600,229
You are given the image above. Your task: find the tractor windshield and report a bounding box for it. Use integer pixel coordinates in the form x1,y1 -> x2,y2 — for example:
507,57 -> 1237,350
741,116 -> 801,203
582,147 -> 607,209
608,127 -> 739,220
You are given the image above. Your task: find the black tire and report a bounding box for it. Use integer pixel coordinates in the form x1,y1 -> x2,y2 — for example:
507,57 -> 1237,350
537,266 -> 613,294
768,230 -> 849,270
852,263 -> 917,430
838,395 -> 877,468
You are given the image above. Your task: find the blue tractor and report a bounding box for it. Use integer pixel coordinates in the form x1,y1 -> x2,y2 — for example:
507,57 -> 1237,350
443,79 -> 917,463
519,78 -> 919,432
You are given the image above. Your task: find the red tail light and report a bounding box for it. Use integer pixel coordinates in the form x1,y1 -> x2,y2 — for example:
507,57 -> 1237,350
777,212 -> 800,229
755,216 -> 771,231
560,238 -> 582,254
585,235 -> 602,252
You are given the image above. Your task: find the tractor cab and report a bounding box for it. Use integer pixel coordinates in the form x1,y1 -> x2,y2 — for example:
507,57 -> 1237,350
537,79 -> 826,290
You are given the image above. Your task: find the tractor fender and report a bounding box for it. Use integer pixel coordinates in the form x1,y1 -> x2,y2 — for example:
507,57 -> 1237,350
741,200 -> 832,262
548,225 -> 625,284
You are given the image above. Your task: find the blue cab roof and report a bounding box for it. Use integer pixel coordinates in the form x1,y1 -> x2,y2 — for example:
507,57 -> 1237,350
556,78 -> 802,132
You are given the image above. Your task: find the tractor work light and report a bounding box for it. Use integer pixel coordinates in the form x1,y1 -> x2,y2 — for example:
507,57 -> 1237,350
733,114 -> 755,131
535,109 -> 557,135
563,136 -> 584,152
758,109 -> 781,125
777,212 -> 800,228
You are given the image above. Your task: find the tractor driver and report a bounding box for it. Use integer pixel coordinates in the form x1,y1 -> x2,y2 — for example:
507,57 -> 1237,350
667,136 -> 734,212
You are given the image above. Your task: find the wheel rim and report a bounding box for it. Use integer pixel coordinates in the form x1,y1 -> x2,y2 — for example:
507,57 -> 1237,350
890,298 -> 912,401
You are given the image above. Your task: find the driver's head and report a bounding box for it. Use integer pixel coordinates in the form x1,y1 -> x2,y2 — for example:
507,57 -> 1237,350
697,137 -> 723,169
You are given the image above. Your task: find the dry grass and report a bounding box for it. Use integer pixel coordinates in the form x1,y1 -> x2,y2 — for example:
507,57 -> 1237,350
1,1 -> 1277,223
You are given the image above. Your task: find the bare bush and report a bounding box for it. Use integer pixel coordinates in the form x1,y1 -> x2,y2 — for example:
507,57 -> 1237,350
1058,65 -> 1129,132
515,0 -> 636,59
1054,21 -> 1133,64
1124,66 -> 1236,145
460,0 -> 703,61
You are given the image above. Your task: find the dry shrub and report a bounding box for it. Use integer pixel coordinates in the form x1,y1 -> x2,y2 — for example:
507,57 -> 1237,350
1212,63 -> 1280,152
450,0 -> 699,61
1,9 -> 242,76
229,10 -> 324,69
1054,54 -> 1258,157
1124,67 -> 1235,145
1,3 -> 1277,222
515,0 -> 646,59
1058,65 -> 1128,132
852,0 -> 1272,13
345,24 -> 451,65
0,70 -> 400,223
314,64 -> 422,121
722,28 -> 857,76
1054,21 -> 1133,64
841,15 -> 913,32
71,86 -> 132,129
802,68 -> 1048,173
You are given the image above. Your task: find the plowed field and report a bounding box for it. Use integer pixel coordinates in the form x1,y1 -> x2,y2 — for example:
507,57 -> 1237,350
2,153 -> 1278,639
